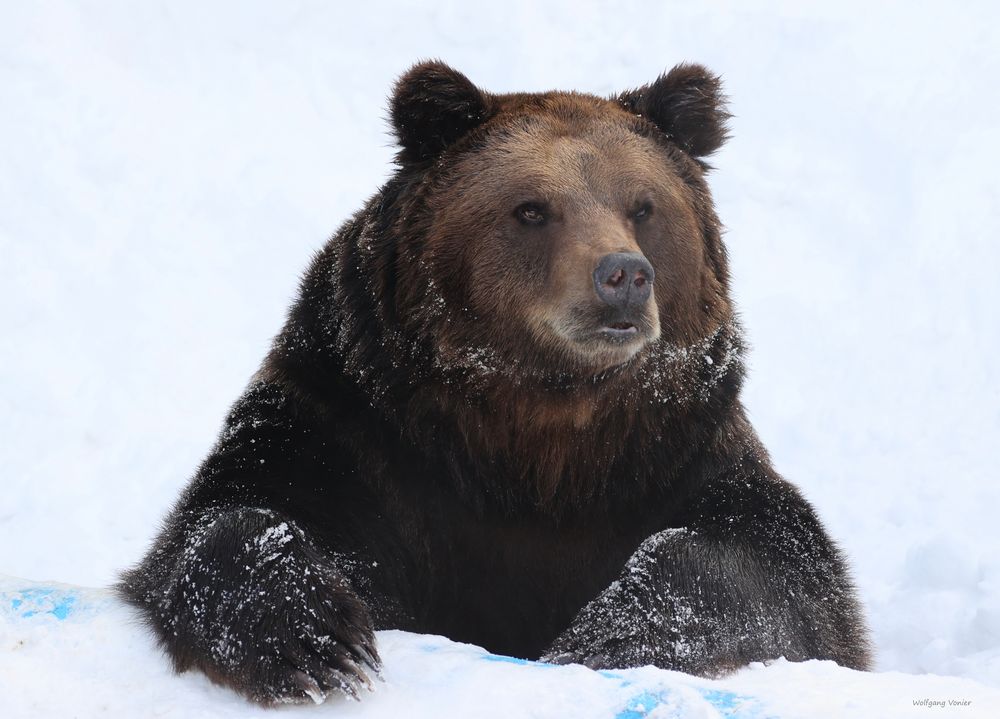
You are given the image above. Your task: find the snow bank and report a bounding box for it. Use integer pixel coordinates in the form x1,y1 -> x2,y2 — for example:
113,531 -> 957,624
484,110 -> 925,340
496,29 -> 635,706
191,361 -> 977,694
2,577 -> 997,719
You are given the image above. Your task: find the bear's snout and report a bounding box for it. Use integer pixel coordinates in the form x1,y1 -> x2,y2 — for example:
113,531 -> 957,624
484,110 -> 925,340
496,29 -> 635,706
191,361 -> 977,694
592,252 -> 654,311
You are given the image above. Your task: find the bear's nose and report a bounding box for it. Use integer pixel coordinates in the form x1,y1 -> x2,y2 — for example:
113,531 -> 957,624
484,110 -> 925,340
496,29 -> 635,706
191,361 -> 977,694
593,252 -> 655,309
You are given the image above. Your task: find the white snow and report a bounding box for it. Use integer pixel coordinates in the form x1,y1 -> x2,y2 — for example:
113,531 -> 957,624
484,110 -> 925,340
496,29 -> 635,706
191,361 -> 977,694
2,0 -> 999,716
3,577 -> 999,718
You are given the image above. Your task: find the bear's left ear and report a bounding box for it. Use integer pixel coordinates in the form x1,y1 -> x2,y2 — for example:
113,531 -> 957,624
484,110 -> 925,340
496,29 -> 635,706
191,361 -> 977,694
618,64 -> 731,160
391,61 -> 493,164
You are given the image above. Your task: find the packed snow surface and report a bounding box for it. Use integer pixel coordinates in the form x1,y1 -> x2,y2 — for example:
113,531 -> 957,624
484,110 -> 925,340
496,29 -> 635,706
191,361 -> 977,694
2,0 -> 999,716
3,577 -> 998,718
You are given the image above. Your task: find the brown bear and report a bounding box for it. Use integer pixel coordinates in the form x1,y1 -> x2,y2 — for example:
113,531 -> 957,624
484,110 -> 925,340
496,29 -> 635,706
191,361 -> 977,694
117,61 -> 871,705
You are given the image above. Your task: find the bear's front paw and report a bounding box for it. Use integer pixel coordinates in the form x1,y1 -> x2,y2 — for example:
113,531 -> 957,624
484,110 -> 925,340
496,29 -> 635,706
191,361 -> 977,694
540,528 -> 721,674
203,566 -> 382,705
538,550 -> 664,671
237,612 -> 381,705
140,509 -> 384,705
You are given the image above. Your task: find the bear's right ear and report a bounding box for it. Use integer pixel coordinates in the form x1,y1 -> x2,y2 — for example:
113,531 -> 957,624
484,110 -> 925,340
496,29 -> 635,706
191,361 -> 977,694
390,61 -> 492,165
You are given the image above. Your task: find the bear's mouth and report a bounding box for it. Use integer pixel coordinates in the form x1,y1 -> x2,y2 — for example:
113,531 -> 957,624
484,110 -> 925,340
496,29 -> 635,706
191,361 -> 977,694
577,312 -> 656,355
594,320 -> 647,349
595,312 -> 650,343
574,315 -> 657,369
535,304 -> 660,371
602,321 -> 638,337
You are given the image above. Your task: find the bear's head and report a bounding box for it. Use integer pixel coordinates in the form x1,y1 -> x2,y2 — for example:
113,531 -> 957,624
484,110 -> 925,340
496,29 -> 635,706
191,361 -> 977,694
264,61 -> 744,506
386,61 -> 734,388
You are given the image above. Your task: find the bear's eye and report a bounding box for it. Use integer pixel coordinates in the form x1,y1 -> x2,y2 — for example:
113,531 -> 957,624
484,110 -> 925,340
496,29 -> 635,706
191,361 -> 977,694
632,202 -> 654,223
515,203 -> 548,226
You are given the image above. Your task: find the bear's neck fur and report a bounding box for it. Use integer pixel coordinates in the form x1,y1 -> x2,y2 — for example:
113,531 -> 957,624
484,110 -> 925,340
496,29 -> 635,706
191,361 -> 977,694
405,320 -> 745,516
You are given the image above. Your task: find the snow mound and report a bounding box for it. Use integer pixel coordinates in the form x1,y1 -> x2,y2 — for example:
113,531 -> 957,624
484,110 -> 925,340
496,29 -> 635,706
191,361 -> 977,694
2,576 -> 996,718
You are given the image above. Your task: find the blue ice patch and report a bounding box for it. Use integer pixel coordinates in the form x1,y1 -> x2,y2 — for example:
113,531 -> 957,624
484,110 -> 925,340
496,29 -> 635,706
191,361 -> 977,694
9,588 -> 77,620
481,653 -> 533,666
697,687 -> 775,718
615,690 -> 669,719
614,687 -> 772,719
436,647 -> 774,719
481,653 -> 558,668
